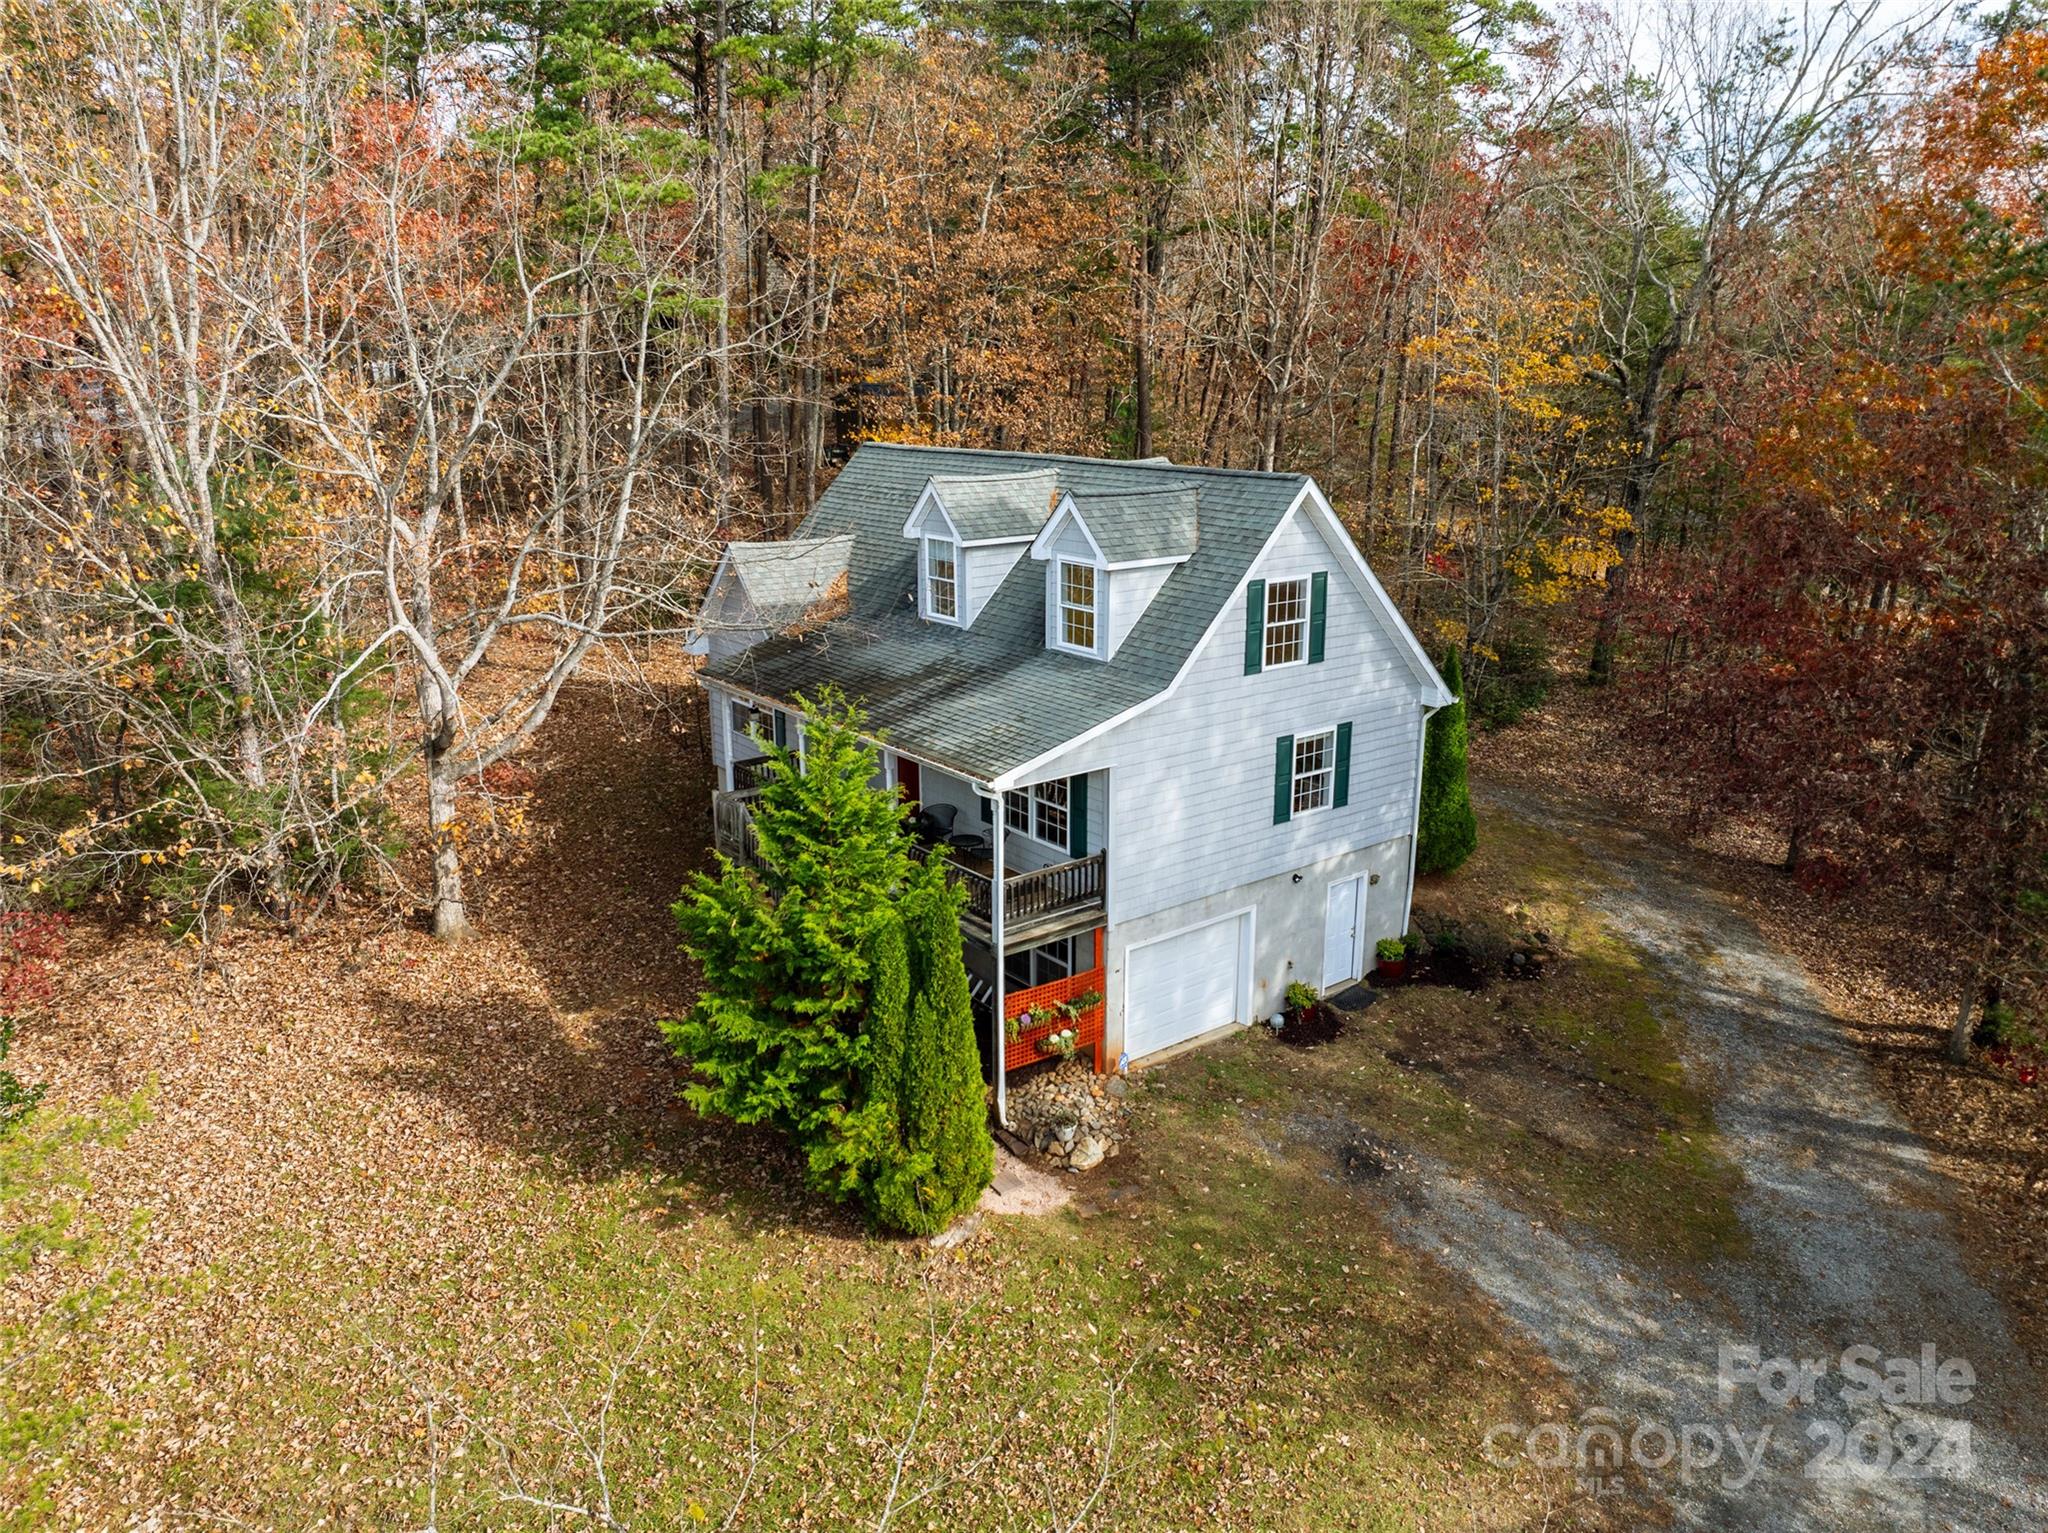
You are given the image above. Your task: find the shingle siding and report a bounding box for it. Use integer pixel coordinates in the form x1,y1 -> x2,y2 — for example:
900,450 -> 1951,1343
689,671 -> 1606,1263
1107,562 -> 1174,657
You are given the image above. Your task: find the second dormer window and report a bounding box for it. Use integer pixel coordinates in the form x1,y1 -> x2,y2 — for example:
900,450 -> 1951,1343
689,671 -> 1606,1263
1058,560 -> 1097,651
926,537 -> 958,620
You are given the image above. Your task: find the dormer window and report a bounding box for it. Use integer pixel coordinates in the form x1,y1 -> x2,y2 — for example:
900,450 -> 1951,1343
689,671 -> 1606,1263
1031,483 -> 1198,660
924,536 -> 958,621
1058,560 -> 1097,651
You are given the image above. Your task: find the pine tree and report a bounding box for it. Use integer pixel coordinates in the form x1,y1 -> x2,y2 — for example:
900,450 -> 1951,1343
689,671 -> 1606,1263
1417,647 -> 1478,875
873,856 -> 994,1235
664,688 -> 913,1201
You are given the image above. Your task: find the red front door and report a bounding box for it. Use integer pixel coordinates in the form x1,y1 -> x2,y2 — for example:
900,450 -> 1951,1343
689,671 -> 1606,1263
896,758 -> 920,805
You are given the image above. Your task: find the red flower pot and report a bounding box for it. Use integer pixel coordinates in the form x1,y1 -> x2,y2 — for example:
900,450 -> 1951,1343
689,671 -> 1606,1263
1376,957 -> 1408,984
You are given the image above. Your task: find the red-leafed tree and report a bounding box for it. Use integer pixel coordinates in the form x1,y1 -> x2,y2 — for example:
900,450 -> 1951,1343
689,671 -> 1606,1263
1630,30 -> 2048,1057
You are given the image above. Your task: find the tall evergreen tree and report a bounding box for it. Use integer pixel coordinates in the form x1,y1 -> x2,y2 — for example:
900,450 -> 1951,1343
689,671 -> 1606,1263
872,857 -> 994,1235
664,688 -> 913,1201
1417,647 -> 1478,875
981,0 -> 1253,456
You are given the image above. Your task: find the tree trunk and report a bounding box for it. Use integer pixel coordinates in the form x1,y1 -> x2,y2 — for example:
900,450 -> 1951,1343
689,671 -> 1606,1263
1588,391 -> 1662,684
711,0 -> 733,522
1132,224 -> 1155,458
425,743 -> 470,942
1948,966 -> 1978,1064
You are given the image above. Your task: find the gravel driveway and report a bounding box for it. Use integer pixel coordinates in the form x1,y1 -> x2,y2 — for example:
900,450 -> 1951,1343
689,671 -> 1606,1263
1377,786 -> 2048,1531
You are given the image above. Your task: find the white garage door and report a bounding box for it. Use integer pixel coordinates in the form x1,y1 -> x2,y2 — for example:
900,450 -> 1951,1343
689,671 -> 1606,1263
1125,913 -> 1248,1061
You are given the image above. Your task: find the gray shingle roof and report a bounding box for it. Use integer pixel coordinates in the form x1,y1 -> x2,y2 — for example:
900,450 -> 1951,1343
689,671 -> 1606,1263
703,444 -> 1310,783
926,469 -> 1058,541
1065,485 -> 1200,564
726,534 -> 852,622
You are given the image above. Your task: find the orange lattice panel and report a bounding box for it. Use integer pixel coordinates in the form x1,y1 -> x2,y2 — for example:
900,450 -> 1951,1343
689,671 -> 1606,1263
1003,929 -> 1106,1074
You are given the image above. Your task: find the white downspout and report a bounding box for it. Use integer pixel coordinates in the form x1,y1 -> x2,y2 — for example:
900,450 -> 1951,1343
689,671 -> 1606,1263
990,803 -> 1008,1128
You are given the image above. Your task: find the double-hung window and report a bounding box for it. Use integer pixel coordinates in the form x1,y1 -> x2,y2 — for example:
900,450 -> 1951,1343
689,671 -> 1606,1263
1004,936 -> 1074,991
1264,578 -> 1308,667
1058,561 -> 1097,651
1004,779 -> 1069,848
1291,729 -> 1336,815
925,537 -> 958,620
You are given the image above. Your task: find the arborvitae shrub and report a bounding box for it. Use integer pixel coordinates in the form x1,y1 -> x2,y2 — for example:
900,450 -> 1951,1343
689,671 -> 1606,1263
666,688 -> 990,1235
1417,647 -> 1478,876
872,858 -> 993,1235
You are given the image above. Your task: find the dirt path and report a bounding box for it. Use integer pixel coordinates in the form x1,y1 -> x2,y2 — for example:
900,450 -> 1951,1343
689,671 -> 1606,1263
1376,785 -> 2048,1531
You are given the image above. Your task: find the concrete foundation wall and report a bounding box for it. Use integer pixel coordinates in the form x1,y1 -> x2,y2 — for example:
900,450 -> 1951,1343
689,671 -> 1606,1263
1103,832 -> 1410,1064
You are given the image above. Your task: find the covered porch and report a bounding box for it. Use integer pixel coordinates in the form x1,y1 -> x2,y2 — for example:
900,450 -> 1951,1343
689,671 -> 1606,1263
705,684 -> 1109,1121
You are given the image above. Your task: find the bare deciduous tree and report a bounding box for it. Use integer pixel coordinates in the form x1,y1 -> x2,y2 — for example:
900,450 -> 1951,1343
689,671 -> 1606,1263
242,57 -> 718,939
1568,0 -> 1923,681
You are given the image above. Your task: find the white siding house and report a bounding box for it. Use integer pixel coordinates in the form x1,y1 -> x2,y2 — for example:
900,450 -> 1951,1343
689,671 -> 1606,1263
699,444 -> 1451,1120
1021,497 -> 1430,1059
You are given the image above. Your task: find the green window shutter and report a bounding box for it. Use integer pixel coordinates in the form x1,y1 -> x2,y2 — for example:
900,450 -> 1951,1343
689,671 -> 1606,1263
1244,579 -> 1266,674
1308,571 -> 1328,664
772,710 -> 788,748
1069,774 -> 1089,855
1273,734 -> 1294,824
1334,722 -> 1352,808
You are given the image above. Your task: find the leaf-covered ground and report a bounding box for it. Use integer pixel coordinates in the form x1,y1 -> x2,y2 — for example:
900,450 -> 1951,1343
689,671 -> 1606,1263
4,653 -> 1623,1531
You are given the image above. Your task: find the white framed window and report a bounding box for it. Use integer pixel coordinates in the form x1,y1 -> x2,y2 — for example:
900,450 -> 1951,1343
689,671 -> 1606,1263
1004,936 -> 1074,991
1265,578 -> 1308,667
1291,729 -> 1335,815
925,537 -> 958,620
1003,779 -> 1069,849
1058,560 -> 1097,652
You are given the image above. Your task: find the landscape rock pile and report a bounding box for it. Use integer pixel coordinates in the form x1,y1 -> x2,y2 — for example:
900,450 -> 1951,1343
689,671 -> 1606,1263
1007,1057 -> 1128,1172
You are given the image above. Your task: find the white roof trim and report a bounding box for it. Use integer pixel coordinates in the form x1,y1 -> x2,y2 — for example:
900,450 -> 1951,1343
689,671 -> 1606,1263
989,478 -> 1451,790
1029,494 -> 1107,564
1295,481 -> 1453,707
902,483 -> 962,543
1102,552 -> 1191,572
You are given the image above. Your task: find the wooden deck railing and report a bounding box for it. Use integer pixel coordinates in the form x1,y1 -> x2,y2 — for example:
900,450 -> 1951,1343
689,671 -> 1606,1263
710,787 -> 763,868
731,755 -> 775,791
908,845 -> 1104,932
1005,852 -> 1105,926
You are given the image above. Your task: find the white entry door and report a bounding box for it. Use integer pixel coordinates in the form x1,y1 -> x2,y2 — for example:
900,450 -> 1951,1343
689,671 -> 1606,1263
1322,875 -> 1364,991
1125,912 -> 1249,1061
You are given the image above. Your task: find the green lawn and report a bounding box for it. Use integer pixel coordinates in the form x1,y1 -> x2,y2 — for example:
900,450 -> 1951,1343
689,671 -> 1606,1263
4,1058 -> 1599,1530
2,802 -> 1710,1530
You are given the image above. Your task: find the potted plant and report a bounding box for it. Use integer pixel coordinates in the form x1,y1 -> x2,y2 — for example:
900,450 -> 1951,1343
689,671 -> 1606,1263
1038,1026 -> 1079,1059
1375,936 -> 1409,983
1284,980 -> 1320,1026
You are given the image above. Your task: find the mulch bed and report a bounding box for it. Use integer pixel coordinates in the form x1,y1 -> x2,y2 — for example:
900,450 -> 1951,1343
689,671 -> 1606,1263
1271,1002 -> 1348,1049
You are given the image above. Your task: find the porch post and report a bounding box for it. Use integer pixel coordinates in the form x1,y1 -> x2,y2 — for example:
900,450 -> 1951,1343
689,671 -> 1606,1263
990,799 -> 1008,1128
